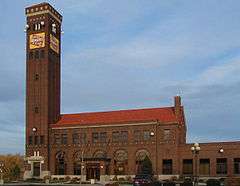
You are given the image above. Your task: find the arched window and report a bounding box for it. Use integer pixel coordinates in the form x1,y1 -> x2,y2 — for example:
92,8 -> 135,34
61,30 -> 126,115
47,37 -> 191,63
93,150 -> 107,159
73,150 -> 91,176
55,151 -> 66,175
114,150 -> 128,175
135,149 -> 152,174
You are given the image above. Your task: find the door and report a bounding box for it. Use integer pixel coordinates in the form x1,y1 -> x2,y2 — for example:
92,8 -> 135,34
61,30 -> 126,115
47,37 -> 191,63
33,162 -> 40,177
86,163 -> 100,180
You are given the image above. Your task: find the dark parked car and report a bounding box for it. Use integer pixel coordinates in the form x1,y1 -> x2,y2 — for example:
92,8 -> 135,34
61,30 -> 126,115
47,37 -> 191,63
133,174 -> 154,186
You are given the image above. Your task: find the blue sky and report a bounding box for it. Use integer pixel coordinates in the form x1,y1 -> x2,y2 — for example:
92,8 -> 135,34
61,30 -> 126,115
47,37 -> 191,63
0,0 -> 240,154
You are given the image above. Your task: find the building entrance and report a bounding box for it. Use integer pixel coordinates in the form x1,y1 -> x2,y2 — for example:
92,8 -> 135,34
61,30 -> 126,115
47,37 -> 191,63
33,162 -> 40,177
86,163 -> 100,180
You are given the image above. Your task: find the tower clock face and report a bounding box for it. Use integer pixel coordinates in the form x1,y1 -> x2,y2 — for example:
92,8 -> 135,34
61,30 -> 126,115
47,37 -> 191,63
29,32 -> 45,49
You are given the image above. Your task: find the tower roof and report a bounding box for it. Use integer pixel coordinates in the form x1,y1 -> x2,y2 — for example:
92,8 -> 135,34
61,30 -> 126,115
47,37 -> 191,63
25,2 -> 62,22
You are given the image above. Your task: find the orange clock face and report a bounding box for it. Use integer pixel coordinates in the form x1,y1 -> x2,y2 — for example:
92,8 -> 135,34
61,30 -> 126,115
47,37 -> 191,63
29,33 -> 45,49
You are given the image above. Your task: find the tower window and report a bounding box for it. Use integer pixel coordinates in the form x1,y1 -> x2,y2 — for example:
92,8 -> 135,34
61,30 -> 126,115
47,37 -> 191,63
34,23 -> 42,31
34,135 -> 39,145
40,135 -> 45,145
40,50 -> 45,59
34,106 -> 39,113
29,52 -> 33,60
28,136 -> 33,145
35,74 -> 39,80
34,50 -> 40,60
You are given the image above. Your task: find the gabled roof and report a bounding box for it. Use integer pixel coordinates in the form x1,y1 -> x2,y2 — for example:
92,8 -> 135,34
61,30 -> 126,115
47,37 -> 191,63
51,106 -> 182,128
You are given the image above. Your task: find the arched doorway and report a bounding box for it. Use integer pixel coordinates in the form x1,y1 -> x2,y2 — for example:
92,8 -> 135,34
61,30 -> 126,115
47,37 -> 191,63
136,149 -> 152,174
114,150 -> 128,175
55,151 -> 67,175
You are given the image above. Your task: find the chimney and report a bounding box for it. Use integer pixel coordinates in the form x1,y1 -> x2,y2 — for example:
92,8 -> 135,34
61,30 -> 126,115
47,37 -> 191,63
174,96 -> 181,118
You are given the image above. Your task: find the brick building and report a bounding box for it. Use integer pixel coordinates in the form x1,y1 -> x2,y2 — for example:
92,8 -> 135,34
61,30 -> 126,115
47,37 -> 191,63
24,2 -> 240,181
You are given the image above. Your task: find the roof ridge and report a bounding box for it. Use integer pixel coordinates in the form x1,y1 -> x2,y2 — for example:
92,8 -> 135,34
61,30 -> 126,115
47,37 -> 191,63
61,106 -> 175,116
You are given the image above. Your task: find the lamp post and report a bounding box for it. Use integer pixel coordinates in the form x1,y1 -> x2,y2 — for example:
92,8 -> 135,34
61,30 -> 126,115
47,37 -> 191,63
80,141 -> 90,186
191,143 -> 200,186
80,150 -> 84,186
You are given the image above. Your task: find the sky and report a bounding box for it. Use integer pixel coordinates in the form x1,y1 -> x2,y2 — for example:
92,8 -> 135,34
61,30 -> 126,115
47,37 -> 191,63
0,0 -> 240,154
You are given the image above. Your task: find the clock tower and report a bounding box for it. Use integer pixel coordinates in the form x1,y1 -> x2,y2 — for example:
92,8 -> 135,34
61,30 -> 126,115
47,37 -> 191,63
24,2 -> 62,179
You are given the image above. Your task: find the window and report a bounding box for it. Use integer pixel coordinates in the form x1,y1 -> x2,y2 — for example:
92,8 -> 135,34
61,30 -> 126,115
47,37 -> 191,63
80,133 -> 86,144
100,132 -> 107,143
74,163 -> 81,175
183,159 -> 193,175
164,129 -> 170,141
61,134 -> 68,145
199,159 -> 210,175
35,74 -> 39,80
72,133 -> 79,144
28,136 -> 33,145
34,50 -> 40,59
54,134 -> 61,145
134,130 -> 141,142
216,158 -> 227,174
162,159 -> 173,174
34,106 -> 39,113
92,132 -> 99,143
40,50 -> 45,59
73,132 -> 86,144
234,158 -> 240,174
29,52 -> 33,60
143,131 -> 151,141
40,135 -> 44,145
34,135 -> 39,145
112,131 -> 119,142
34,23 -> 42,31
120,131 -> 128,142
56,152 -> 66,175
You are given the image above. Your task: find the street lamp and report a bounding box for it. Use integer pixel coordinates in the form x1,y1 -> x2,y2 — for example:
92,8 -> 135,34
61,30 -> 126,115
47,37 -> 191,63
191,143 -> 201,186
219,148 -> 224,153
80,141 -> 90,186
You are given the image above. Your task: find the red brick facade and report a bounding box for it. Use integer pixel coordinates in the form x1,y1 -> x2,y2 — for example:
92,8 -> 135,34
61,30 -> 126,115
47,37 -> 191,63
24,2 -> 240,181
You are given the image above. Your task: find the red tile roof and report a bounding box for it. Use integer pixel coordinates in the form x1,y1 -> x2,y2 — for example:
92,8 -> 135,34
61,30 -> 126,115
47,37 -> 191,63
52,107 -> 182,128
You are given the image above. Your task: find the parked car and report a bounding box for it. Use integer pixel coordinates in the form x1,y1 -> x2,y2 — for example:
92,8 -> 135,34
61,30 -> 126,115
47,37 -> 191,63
133,174 -> 154,186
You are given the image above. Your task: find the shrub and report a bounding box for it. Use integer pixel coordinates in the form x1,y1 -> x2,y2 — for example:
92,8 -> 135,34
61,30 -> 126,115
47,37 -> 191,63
51,177 -> 58,183
170,176 -> 178,182
118,177 -> 125,182
180,179 -> 193,186
65,176 -> 71,181
206,179 -> 221,186
163,181 -> 176,186
126,175 -> 132,182
70,177 -> 78,184
225,177 -> 240,186
43,175 -> 51,181
112,175 -> 118,181
59,177 -> 65,182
